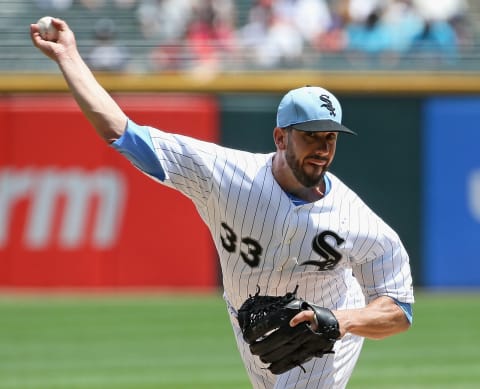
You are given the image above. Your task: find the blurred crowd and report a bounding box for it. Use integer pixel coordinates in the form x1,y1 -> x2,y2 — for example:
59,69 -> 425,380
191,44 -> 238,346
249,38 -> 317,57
34,0 -> 474,72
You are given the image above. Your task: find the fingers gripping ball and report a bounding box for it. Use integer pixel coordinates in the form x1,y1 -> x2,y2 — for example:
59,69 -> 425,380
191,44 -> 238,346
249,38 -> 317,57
37,16 -> 59,42
237,287 -> 340,375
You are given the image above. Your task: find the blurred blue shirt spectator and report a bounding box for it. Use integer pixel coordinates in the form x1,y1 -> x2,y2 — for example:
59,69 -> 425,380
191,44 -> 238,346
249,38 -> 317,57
410,20 -> 458,62
346,10 -> 392,54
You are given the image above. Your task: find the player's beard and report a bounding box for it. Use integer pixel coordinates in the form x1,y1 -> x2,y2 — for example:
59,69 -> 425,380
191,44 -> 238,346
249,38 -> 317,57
285,143 -> 327,188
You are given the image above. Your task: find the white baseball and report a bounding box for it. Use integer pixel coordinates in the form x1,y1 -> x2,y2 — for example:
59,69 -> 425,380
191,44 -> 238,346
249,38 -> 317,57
37,16 -> 59,42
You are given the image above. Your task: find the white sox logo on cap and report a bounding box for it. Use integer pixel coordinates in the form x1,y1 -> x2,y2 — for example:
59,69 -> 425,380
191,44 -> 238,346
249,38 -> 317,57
319,94 -> 336,117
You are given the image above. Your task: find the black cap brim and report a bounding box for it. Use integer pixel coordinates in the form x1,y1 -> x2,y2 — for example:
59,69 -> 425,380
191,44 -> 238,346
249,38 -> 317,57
292,119 -> 357,135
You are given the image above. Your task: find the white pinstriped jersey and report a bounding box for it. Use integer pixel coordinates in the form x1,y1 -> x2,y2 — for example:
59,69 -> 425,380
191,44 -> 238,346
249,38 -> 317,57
113,120 -> 414,388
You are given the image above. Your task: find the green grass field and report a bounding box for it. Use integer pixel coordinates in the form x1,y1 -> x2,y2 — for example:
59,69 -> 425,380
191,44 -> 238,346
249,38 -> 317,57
0,291 -> 479,389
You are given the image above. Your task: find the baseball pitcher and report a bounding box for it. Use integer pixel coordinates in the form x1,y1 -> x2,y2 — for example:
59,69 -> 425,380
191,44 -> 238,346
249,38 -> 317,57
31,18 -> 414,389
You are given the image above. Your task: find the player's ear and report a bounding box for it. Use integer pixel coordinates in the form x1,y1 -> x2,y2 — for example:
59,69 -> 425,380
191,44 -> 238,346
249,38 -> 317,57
273,127 -> 287,150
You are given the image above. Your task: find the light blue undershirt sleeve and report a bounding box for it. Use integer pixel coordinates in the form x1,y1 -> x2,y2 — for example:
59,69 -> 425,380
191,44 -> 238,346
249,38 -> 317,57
393,299 -> 413,325
111,119 -> 166,181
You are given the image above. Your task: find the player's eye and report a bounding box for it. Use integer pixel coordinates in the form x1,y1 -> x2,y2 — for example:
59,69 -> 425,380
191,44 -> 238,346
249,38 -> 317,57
326,133 -> 337,142
301,131 -> 317,139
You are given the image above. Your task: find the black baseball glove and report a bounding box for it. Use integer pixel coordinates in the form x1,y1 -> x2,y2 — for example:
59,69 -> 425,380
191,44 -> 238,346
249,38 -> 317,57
237,286 -> 340,375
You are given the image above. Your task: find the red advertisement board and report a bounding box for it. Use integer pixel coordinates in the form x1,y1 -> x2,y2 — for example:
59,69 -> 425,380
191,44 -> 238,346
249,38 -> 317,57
0,94 -> 218,289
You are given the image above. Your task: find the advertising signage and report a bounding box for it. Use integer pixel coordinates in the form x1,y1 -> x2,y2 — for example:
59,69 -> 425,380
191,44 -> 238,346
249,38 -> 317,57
423,97 -> 480,287
0,95 -> 218,289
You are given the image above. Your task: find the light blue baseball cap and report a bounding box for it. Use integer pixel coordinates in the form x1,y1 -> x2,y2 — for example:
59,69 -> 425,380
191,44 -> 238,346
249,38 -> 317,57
276,86 -> 357,135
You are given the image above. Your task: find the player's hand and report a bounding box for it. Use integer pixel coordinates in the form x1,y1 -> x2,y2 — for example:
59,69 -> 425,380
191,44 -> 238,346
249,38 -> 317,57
290,309 -> 346,338
290,309 -> 318,330
30,18 -> 77,62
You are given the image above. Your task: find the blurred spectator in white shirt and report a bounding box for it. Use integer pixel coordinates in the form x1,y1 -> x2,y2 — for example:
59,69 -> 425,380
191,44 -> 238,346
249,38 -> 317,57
136,0 -> 193,40
238,0 -> 304,68
273,0 -> 333,45
86,18 -> 130,72
347,0 -> 385,22
411,0 -> 468,22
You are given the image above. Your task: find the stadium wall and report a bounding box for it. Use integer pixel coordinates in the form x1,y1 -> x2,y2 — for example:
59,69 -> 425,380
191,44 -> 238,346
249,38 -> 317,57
1,72 -> 479,288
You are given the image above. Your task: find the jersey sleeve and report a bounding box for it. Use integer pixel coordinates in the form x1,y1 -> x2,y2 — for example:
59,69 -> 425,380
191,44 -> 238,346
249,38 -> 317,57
111,118 -> 223,208
349,214 -> 414,306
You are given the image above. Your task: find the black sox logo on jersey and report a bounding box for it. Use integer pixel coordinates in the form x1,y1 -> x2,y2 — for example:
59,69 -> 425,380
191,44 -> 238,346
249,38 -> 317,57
301,231 -> 345,271
220,222 -> 344,271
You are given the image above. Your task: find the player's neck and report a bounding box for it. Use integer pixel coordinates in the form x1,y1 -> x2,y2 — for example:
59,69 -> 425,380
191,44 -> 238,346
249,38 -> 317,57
272,154 -> 326,203
289,181 -> 326,203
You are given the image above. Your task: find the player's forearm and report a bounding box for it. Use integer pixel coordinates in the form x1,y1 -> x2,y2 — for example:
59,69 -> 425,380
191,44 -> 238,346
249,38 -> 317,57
333,296 -> 410,340
57,49 -> 127,143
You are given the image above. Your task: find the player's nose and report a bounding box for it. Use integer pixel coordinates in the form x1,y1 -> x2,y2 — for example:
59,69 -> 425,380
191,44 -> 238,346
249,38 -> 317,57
313,139 -> 330,155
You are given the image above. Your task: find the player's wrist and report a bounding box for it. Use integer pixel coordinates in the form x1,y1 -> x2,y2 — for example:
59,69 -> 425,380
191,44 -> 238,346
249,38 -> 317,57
56,47 -> 81,65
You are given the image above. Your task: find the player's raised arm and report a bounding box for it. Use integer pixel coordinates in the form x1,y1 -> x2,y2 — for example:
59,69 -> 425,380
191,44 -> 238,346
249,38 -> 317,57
30,17 -> 127,143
